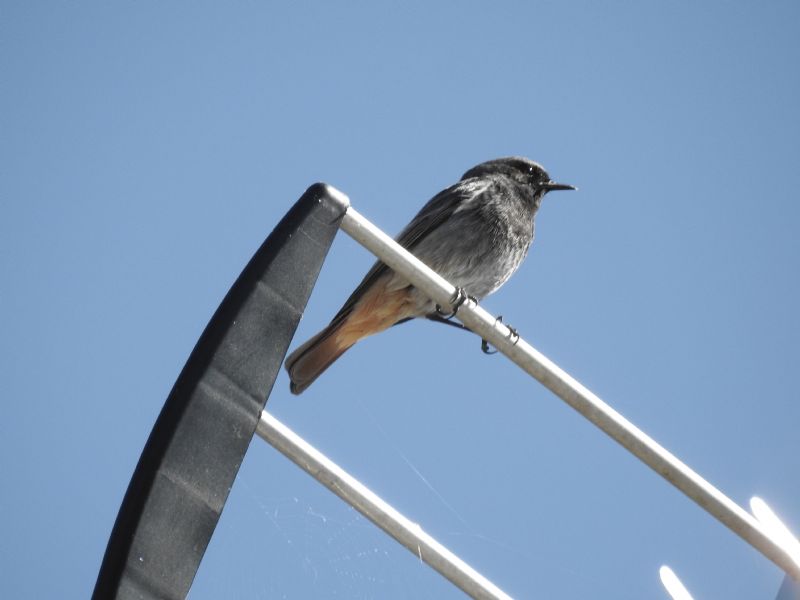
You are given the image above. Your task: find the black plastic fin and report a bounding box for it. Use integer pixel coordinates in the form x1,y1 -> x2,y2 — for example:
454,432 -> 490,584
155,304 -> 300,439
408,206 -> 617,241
93,183 -> 348,600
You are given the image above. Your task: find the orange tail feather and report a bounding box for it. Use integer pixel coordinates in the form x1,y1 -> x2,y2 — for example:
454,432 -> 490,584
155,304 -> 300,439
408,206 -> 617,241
285,322 -> 352,395
285,284 -> 415,394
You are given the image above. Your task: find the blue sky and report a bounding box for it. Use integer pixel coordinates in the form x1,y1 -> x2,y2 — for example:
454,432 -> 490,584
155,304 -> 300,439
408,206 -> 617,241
2,1 -> 799,598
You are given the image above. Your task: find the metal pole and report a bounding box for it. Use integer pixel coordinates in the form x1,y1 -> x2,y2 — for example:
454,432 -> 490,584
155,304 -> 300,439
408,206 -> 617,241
256,411 -> 513,600
338,203 -> 800,581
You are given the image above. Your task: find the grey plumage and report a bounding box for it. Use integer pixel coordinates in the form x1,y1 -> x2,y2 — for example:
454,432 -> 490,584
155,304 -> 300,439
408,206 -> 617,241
285,156 -> 574,394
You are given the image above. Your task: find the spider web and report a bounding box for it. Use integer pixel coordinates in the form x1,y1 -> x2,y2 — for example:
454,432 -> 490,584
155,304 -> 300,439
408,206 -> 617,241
190,451 -> 460,599
189,405 -> 623,600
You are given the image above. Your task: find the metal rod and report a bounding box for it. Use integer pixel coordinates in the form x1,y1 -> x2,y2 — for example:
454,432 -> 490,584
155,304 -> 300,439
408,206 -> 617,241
339,204 -> 800,581
256,411 -> 513,600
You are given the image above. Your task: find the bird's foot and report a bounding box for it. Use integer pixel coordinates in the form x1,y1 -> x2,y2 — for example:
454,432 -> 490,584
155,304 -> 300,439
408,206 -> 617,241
481,316 -> 520,355
480,339 -> 496,354
435,287 -> 476,320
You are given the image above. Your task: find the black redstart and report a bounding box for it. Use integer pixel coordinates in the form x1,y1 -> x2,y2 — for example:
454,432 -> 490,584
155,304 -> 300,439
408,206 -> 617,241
285,156 -> 575,394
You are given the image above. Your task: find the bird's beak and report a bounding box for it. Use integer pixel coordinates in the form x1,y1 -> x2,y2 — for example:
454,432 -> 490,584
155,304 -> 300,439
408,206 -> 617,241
541,181 -> 577,192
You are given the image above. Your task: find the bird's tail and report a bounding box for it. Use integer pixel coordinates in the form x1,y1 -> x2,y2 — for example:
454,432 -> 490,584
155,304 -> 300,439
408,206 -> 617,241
285,284 -> 416,394
284,321 -> 354,395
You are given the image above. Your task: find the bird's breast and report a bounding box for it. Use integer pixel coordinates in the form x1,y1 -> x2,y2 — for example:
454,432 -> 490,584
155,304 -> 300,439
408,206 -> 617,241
403,196 -> 535,304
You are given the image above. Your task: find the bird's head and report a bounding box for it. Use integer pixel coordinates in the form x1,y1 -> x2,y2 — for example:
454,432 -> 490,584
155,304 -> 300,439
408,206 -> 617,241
462,156 -> 576,208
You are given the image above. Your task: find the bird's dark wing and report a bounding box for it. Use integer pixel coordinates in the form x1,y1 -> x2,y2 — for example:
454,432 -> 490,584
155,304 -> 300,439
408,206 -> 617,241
326,178 -> 487,328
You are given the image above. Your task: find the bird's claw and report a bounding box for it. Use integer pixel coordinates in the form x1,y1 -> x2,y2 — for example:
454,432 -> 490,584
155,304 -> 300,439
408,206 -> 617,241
435,287 -> 476,320
480,316 -> 520,355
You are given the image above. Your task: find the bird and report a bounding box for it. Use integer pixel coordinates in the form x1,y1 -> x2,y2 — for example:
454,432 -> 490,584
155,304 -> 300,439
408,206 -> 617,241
285,156 -> 575,394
